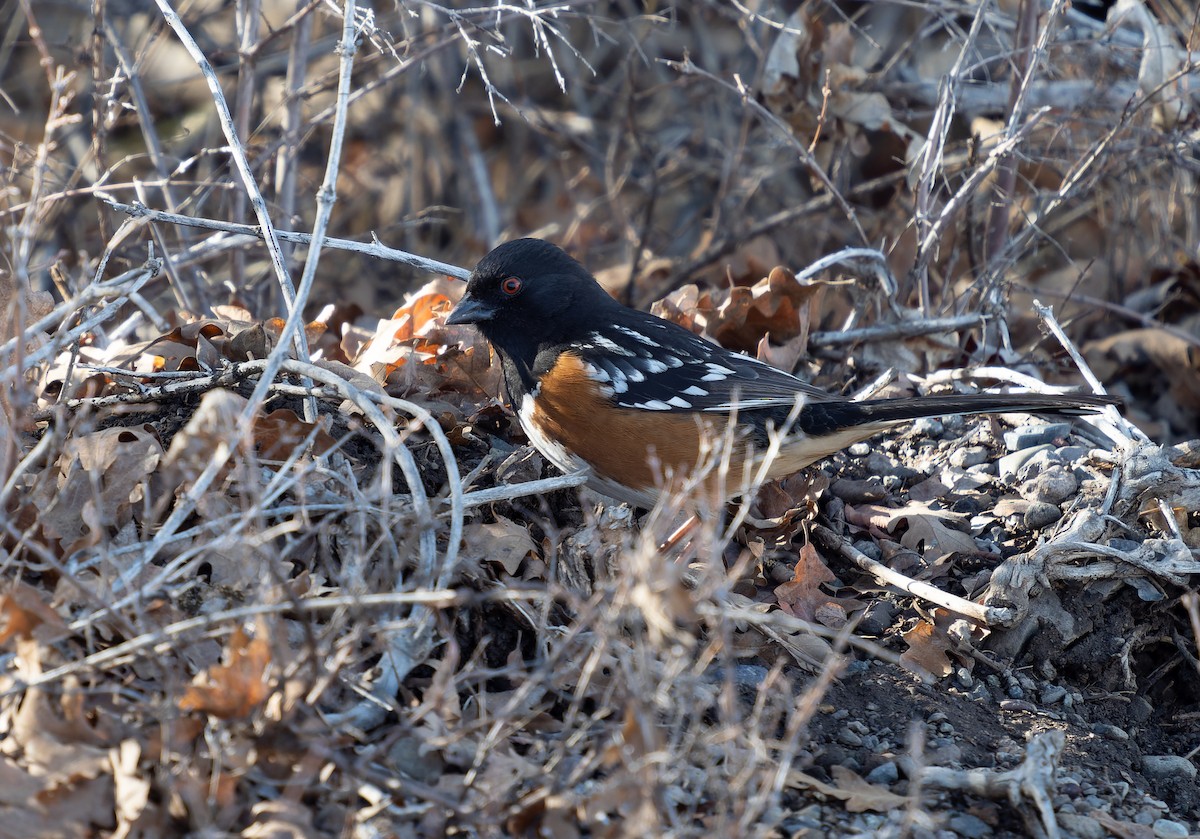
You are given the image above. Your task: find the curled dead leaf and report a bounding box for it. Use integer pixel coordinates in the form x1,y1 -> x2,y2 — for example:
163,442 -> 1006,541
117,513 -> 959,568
179,625 -> 272,720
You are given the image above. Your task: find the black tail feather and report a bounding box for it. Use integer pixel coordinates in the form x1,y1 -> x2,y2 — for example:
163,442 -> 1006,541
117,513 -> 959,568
798,392 -> 1119,436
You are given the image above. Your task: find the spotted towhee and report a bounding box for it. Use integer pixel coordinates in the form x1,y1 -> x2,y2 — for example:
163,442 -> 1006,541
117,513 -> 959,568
447,238 -> 1118,508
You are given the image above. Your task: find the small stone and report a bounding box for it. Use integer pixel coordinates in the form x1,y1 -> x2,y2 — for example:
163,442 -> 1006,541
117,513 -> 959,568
849,443 -> 871,457
966,683 -> 992,704
1142,755 -> 1198,782
999,699 -> 1036,713
1128,695 -> 1154,724
866,451 -> 918,479
1003,422 -> 1073,451
912,416 -> 944,437
1057,814 -> 1106,839
950,445 -> 989,468
1092,723 -> 1130,741
954,667 -> 974,689
948,813 -> 993,838
1058,445 -> 1089,463
1041,685 -> 1068,705
838,727 -> 864,747
1024,501 -> 1062,529
1006,683 -> 1025,700
858,601 -> 898,636
1016,448 -> 1064,481
1058,776 -> 1083,797
844,659 -> 870,676
927,711 -> 948,724
866,761 -> 899,785
998,444 -> 1052,482
1153,819 -> 1189,839
1020,465 -> 1078,504
853,540 -> 883,561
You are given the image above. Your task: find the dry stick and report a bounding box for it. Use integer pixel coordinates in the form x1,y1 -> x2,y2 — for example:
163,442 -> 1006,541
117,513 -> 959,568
1031,299 -> 1146,446
291,0 -> 361,425
794,246 -> 897,297
274,0 -> 316,245
100,357 -> 438,615
888,78 -> 1139,119
102,19 -> 203,314
296,3 -> 461,730
922,730 -> 1064,839
668,57 -> 868,246
910,110 -> 1049,287
10,588 -> 551,695
983,0 -> 1039,267
130,4 -> 402,594
809,313 -> 987,348
100,197 -> 471,279
812,525 -> 1012,627
910,0 -> 989,313
1013,281 -> 1200,350
150,0 -> 305,349
230,0 -> 263,293
0,259 -> 161,378
0,230 -> 264,380
983,0 -> 1070,277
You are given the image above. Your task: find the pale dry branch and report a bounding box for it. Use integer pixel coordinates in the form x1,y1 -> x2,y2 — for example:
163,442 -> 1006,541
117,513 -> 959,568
100,196 -> 471,279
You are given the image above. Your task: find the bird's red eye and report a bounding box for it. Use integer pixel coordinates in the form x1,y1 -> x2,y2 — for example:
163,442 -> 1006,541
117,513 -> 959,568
501,276 -> 523,296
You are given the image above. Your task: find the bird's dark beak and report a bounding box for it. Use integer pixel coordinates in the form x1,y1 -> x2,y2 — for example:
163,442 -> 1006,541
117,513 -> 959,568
446,295 -> 494,325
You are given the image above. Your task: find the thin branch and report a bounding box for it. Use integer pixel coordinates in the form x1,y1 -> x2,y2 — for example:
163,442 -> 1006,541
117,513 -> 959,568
99,196 -> 471,279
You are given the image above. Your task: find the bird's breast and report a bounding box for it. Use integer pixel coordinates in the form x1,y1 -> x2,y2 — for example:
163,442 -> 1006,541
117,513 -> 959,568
517,352 -> 765,505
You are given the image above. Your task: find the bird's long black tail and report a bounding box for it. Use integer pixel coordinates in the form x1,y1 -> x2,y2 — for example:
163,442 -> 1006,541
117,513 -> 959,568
797,392 -> 1119,436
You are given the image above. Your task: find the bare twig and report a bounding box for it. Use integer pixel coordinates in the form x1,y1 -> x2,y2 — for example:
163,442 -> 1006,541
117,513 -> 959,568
813,525 -> 1012,626
100,196 -> 471,279
1031,298 -> 1145,446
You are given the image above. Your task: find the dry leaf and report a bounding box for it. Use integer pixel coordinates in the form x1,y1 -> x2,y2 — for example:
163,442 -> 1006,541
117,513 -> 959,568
774,542 -> 863,626
787,765 -> 907,812
463,516 -> 537,575
27,426 -> 162,555
900,618 -> 954,678
179,626 -> 272,719
0,584 -> 69,647
846,502 -> 978,562
253,408 -> 337,461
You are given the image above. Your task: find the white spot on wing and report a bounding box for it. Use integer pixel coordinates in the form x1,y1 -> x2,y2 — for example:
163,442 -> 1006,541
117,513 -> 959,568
640,359 -> 668,374
667,396 -> 691,408
634,399 -> 671,410
588,333 -> 634,355
683,385 -> 708,397
614,325 -> 660,347
581,360 -> 610,384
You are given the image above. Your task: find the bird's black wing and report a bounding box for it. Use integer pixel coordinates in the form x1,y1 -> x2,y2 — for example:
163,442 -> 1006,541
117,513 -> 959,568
568,311 -> 830,412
